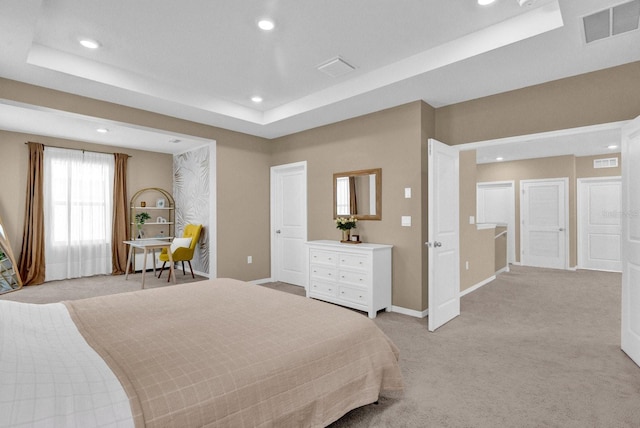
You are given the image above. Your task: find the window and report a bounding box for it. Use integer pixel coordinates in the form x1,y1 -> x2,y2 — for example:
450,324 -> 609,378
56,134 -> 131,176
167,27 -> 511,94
336,176 -> 350,216
44,148 -> 114,280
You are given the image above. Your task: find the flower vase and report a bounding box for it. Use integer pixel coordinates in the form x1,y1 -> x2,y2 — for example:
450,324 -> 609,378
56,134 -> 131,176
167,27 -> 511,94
341,229 -> 350,242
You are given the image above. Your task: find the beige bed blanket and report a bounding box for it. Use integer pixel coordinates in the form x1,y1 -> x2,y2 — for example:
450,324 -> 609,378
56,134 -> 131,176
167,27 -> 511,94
63,278 -> 403,427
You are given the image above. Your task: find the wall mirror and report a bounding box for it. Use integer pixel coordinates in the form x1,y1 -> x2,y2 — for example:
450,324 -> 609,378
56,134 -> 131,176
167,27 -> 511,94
0,214 -> 23,294
333,168 -> 382,220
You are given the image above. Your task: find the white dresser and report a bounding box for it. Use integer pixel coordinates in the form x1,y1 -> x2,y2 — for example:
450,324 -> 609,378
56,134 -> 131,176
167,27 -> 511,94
306,240 -> 392,318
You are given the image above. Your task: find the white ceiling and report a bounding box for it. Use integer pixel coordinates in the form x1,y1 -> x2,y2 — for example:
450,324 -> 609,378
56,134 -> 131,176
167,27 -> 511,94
0,0 -> 638,156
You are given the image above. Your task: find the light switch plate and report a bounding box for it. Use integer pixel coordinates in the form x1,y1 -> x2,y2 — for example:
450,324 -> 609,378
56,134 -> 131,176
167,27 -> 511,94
401,216 -> 412,227
469,216 -> 475,224
404,187 -> 412,198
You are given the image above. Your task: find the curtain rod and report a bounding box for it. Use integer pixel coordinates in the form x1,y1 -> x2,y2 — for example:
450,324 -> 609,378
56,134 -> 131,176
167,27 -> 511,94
24,142 -> 132,158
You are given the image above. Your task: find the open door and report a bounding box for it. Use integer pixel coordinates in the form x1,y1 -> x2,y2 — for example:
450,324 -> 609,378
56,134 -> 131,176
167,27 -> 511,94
427,139 -> 460,331
621,115 -> 640,366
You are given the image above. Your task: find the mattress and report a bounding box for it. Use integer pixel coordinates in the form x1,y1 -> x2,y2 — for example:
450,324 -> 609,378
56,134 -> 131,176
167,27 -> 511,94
1,278 -> 403,427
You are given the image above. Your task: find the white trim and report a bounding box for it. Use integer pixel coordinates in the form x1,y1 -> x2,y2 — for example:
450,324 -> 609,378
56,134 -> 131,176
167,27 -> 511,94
391,306 -> 428,318
457,121 -> 629,152
209,143 -> 217,279
460,275 -> 496,297
250,278 -> 274,285
496,265 -> 510,274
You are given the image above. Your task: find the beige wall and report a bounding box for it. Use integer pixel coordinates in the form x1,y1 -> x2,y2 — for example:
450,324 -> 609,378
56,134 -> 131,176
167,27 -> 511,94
270,101 -> 429,312
0,130 -> 173,258
215,139 -> 272,279
459,150 -> 495,291
435,62 -> 640,146
576,153 -> 621,178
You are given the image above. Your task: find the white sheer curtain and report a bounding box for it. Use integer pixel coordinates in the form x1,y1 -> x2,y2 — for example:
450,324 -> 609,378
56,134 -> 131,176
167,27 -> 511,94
44,148 -> 114,281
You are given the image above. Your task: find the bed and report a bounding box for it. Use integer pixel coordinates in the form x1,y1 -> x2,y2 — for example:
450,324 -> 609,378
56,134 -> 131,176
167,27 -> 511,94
0,278 -> 403,427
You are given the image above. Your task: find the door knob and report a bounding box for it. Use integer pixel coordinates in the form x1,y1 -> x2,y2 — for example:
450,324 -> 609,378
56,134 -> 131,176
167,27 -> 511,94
276,230 -> 281,234
434,241 -> 442,247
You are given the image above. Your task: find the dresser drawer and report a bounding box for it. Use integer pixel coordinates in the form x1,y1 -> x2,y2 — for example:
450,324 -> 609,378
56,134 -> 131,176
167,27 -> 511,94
310,281 -> 338,298
310,265 -> 338,282
338,253 -> 370,271
338,269 -> 369,287
309,249 -> 338,267
338,285 -> 368,305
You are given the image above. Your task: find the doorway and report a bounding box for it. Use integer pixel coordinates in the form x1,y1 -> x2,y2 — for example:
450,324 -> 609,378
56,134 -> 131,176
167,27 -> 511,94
270,161 -> 307,287
476,181 -> 516,265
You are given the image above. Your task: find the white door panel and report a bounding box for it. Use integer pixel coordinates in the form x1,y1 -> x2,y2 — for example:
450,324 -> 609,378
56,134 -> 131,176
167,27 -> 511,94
621,115 -> 640,367
428,138 -> 460,332
271,162 -> 307,286
578,178 -> 621,271
520,178 -> 568,269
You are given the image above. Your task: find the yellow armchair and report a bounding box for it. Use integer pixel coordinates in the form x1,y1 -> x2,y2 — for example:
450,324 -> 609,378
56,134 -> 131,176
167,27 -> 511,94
158,224 -> 202,281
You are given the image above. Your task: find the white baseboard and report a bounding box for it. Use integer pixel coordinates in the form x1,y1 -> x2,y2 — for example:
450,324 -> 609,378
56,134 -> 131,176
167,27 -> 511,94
460,275 -> 496,298
391,306 -> 428,318
496,265 -> 510,274
251,278 -> 274,285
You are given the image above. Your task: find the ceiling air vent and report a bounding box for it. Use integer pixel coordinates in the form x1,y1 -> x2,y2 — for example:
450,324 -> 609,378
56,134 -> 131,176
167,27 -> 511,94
593,157 -> 619,169
317,57 -> 356,78
583,0 -> 640,44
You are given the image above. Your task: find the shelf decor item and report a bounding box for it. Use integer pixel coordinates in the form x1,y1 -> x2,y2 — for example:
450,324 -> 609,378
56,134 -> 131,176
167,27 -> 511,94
336,216 -> 357,243
156,198 -> 166,208
135,212 -> 151,238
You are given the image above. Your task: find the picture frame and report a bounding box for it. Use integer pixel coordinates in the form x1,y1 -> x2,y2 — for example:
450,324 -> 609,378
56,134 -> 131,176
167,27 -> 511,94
156,198 -> 166,208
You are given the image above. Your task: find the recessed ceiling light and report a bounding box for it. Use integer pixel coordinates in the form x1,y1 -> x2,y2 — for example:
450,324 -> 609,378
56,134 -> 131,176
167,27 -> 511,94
608,144 -> 618,149
478,0 -> 496,5
257,19 -> 275,31
251,96 -> 263,103
96,128 -> 109,133
496,157 -> 504,161
79,38 -> 101,49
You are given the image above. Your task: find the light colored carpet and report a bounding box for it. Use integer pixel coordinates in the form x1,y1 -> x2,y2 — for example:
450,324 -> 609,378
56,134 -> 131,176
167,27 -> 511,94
3,266 -> 639,427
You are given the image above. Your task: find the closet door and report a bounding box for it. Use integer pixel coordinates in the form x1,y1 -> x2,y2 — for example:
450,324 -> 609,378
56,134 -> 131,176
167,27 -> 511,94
578,177 -> 621,272
520,178 -> 568,270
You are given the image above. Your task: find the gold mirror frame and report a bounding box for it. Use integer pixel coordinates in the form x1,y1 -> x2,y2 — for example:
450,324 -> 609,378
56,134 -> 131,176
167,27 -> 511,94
333,168 -> 382,220
0,214 -> 23,294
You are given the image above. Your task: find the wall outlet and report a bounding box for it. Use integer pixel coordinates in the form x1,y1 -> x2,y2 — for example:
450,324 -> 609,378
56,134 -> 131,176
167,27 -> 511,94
469,216 -> 475,224
465,261 -> 469,270
404,187 -> 412,198
247,256 -> 252,264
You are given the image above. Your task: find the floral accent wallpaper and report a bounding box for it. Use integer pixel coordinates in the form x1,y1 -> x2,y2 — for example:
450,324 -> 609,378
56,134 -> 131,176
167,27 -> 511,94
173,146 -> 209,274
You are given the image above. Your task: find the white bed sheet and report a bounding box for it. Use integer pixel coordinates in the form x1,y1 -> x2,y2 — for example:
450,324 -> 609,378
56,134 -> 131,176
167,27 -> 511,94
0,300 -> 133,428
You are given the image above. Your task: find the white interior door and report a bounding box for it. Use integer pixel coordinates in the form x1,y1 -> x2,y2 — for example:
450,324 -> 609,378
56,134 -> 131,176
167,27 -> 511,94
477,181 -> 516,264
621,115 -> 640,367
578,177 -> 622,272
271,161 -> 307,286
428,138 -> 460,332
520,178 -> 568,269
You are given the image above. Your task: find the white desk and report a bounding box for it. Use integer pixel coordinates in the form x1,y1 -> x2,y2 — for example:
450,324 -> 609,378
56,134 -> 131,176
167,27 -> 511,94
124,239 -> 175,288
